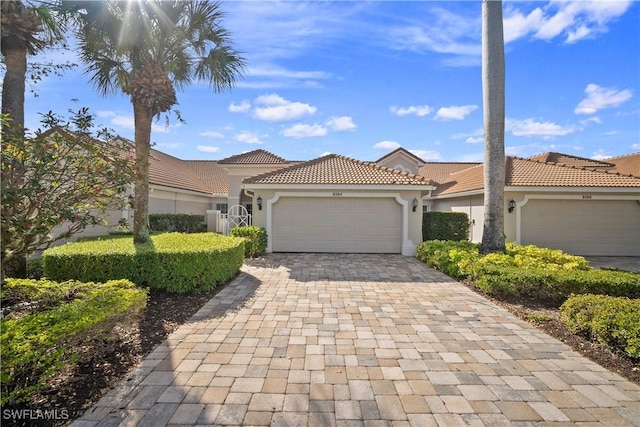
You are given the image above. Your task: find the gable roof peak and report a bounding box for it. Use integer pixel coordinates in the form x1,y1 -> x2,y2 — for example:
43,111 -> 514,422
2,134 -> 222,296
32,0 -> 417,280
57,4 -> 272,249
218,149 -> 288,165
376,147 -> 426,164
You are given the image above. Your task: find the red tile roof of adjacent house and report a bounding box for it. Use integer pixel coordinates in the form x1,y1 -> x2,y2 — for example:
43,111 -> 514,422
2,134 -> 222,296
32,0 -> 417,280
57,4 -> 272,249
418,162 -> 480,184
605,152 -> 640,177
148,149 -> 214,194
433,156 -> 640,196
244,154 -> 433,186
218,149 -> 288,165
185,161 -> 228,194
527,152 -> 614,168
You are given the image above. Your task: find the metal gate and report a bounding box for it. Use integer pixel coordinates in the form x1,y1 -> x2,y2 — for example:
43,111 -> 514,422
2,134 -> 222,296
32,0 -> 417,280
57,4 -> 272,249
220,204 -> 251,235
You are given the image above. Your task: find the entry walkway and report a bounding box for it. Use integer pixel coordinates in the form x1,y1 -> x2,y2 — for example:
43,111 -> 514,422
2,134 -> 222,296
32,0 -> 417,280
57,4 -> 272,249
72,254 -> 640,426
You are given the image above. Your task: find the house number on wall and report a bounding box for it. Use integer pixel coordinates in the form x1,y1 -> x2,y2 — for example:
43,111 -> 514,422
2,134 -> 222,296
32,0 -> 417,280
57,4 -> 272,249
582,195 -> 592,199
333,192 -> 343,197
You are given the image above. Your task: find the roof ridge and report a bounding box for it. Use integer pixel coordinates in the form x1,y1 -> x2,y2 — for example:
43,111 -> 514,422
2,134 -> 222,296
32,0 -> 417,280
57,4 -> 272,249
218,148 -> 288,164
335,154 -> 429,182
516,156 -> 640,180
605,151 -> 640,161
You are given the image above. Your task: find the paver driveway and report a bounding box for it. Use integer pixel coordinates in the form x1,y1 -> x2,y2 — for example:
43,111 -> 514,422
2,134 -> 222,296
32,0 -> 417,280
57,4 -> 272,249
73,254 -> 640,426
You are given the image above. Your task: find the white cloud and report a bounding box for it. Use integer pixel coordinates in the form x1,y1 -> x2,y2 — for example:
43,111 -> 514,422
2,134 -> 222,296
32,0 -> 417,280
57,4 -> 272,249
435,105 -> 478,121
320,151 -> 333,157
282,124 -> 327,139
97,110 -> 172,133
504,1 -> 632,45
199,131 -> 224,139
241,65 -> 334,89
465,136 -> 484,144
235,131 -> 264,144
631,143 -> 640,150
229,100 -> 251,113
580,116 -> 602,126
252,94 -> 317,122
591,149 -> 612,160
390,105 -> 432,117
503,8 -> 544,44
574,84 -> 633,115
508,118 -> 576,138
409,149 -> 441,161
326,116 -> 357,131
196,145 -> 220,154
374,140 -> 400,151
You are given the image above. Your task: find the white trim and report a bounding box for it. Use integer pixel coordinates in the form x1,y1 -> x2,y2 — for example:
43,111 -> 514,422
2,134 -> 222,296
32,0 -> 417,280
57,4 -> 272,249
150,184 -> 215,198
266,191 -> 417,255
244,183 -> 434,191
506,186 -> 640,193
428,186 -> 640,200
515,194 -> 640,244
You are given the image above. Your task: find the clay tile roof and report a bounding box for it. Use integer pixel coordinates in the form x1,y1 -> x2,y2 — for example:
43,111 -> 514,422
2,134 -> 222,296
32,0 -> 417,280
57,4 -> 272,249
606,152 -> 640,177
185,161 -> 228,194
376,147 -> 426,164
527,152 -> 613,168
243,154 -> 433,186
218,149 -> 288,165
433,156 -> 640,196
418,162 -> 480,184
507,157 -> 640,187
148,149 -> 213,194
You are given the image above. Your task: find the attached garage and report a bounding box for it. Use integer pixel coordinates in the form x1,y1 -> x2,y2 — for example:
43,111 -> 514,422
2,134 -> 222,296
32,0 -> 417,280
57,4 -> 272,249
521,199 -> 640,256
243,154 -> 434,256
271,196 -> 402,253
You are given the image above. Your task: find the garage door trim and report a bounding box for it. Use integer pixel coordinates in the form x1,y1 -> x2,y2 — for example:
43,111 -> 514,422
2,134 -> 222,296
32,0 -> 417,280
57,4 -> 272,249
266,191 -> 414,255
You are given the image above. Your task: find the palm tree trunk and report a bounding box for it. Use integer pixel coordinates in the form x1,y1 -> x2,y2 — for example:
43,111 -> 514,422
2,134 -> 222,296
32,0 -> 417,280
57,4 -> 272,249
132,99 -> 152,244
481,0 -> 506,254
1,44 -> 27,137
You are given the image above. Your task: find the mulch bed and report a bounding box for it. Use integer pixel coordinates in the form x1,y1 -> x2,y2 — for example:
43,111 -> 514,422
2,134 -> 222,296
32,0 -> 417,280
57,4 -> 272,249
3,276 -> 638,426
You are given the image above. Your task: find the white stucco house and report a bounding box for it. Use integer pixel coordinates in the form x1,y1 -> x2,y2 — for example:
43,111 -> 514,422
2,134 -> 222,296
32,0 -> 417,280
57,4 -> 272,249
69,134 -> 640,256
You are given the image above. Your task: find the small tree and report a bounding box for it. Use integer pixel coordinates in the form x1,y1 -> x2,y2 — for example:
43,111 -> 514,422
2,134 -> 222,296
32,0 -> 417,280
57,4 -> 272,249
1,108 -> 134,279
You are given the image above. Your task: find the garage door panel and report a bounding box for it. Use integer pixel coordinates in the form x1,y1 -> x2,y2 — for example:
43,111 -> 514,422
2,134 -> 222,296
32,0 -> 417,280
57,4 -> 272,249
522,199 -> 640,256
272,197 -> 402,253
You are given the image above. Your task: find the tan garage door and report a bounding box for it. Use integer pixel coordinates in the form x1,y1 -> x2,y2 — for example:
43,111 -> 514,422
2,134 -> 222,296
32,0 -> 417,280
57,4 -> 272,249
272,197 -> 402,253
521,199 -> 640,256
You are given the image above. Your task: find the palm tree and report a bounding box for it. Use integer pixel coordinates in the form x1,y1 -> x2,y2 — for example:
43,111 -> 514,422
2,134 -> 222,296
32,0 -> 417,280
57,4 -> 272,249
481,0 -> 506,254
1,1 -> 63,137
66,0 -> 245,243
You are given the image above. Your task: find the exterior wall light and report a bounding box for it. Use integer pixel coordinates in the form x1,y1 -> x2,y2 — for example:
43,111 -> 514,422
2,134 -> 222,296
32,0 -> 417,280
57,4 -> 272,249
257,196 -> 263,211
508,199 -> 516,213
412,197 -> 419,212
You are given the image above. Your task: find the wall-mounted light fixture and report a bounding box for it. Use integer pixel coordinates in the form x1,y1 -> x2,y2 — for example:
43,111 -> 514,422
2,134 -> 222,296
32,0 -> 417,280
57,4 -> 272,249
508,199 -> 516,213
412,197 -> 419,212
257,196 -> 263,211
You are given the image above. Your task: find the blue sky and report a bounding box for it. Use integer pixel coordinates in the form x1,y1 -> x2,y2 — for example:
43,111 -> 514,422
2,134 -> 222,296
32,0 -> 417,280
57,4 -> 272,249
23,1 -> 640,163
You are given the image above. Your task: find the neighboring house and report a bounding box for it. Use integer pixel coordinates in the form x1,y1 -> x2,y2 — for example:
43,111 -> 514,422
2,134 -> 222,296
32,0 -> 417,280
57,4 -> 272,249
50,130 -> 639,256
423,152 -> 640,256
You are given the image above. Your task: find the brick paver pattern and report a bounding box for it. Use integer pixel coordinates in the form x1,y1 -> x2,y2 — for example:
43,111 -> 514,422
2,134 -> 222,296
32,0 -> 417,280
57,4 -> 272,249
72,254 -> 640,426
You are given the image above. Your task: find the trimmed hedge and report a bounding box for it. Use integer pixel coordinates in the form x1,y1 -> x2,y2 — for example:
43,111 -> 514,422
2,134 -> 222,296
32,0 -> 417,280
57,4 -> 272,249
416,240 -> 640,304
561,294 -> 640,359
43,232 -> 245,293
423,211 -> 469,241
1,278 -> 147,404
231,226 -> 268,258
149,213 -> 206,233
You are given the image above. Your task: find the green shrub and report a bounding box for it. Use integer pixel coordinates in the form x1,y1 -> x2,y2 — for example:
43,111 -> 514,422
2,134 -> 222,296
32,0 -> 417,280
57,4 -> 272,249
231,226 -> 268,258
416,240 -> 480,278
1,278 -> 147,404
423,211 -> 469,241
475,266 -> 640,303
148,213 -> 206,233
43,232 -> 245,293
561,294 -> 640,358
416,240 -> 640,304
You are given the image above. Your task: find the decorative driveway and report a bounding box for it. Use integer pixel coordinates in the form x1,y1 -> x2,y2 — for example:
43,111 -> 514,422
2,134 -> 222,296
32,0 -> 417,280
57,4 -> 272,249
72,254 -> 640,426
